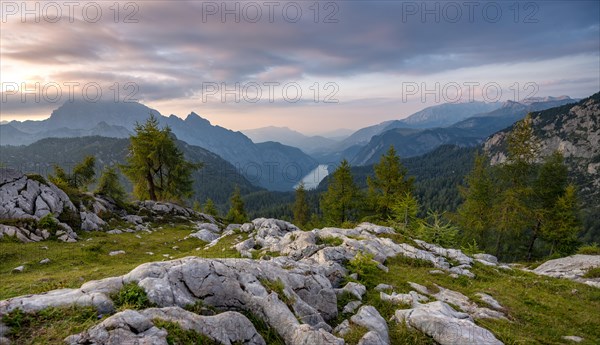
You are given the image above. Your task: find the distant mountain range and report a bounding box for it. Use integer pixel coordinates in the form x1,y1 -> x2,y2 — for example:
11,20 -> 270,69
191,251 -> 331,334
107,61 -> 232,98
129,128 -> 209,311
1,101 -> 317,191
0,136 -> 261,207
346,96 -> 578,165
242,126 -> 339,154
334,101 -> 502,151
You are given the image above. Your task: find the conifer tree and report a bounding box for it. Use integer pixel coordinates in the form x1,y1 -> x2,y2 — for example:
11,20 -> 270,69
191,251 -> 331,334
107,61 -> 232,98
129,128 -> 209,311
367,145 -> 414,221
95,166 -> 126,204
293,182 -> 310,227
203,198 -> 218,216
121,115 -> 200,202
226,186 -> 248,224
320,159 -> 361,226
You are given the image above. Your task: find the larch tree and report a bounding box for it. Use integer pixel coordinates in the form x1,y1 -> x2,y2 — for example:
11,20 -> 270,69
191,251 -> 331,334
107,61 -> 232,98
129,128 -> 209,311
121,115 -> 200,202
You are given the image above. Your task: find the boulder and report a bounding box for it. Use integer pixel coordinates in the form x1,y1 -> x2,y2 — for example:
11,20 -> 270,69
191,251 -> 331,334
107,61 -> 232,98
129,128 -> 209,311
392,301 -> 503,345
350,306 -> 389,345
189,229 -> 220,242
533,255 -> 600,287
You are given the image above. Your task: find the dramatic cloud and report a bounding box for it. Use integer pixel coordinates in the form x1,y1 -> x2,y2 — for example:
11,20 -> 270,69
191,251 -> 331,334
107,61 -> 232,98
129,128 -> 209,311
1,0 -> 598,131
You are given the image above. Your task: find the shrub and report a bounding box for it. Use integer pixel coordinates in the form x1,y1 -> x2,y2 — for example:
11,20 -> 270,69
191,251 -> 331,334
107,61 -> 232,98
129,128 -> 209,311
112,282 -> 153,310
153,320 -> 219,345
415,212 -> 459,248
577,243 -> 600,255
38,214 -> 60,234
25,174 -> 48,185
347,252 -> 380,288
583,266 -> 600,278
316,236 -> 344,247
260,278 -> 294,307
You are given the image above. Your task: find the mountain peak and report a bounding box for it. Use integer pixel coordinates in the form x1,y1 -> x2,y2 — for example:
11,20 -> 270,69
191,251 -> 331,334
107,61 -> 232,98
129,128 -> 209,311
184,112 -> 211,126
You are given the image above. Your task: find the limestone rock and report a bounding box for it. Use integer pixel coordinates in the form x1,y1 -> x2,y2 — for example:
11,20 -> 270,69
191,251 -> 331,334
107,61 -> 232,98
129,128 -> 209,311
350,306 -> 389,345
562,335 -> 584,342
473,253 -> 498,265
343,301 -> 362,314
533,255 -> 600,287
189,229 -> 220,242
393,301 -> 503,345
64,309 -> 168,345
140,307 -> 265,344
336,282 -> 366,300
80,211 -> 107,231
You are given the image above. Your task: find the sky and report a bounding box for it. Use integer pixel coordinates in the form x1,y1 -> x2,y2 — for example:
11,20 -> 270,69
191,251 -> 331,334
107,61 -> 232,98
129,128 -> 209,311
1,0 -> 599,134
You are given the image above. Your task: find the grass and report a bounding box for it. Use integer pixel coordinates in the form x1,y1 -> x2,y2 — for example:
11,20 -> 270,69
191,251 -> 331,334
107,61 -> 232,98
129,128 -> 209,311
112,282 -> 154,310
316,236 -> 344,247
352,255 -> 600,345
578,243 -> 600,255
153,319 -> 220,345
260,277 -> 295,307
2,306 -> 101,345
240,310 -> 286,345
1,222 -> 599,344
342,323 -> 369,344
583,266 -> 600,279
0,223 -> 242,300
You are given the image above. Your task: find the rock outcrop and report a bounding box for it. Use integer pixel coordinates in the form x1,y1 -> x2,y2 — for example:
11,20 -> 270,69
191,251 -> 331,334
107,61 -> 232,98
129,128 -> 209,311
65,308 -> 265,345
0,218 -> 512,345
532,254 -> 600,288
0,169 -> 78,242
392,301 -> 503,345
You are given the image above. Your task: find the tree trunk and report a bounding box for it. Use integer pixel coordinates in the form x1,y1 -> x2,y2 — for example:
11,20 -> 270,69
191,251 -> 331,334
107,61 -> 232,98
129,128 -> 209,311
526,221 -> 541,261
494,233 -> 503,257
147,171 -> 156,201
526,233 -> 537,261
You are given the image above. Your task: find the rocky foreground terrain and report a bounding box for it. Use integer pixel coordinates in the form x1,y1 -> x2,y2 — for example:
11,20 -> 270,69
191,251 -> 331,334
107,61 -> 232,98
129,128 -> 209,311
0,169 -> 599,344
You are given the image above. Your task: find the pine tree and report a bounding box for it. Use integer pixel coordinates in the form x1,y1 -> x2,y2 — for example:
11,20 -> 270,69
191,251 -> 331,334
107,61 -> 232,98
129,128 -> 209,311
71,156 -> 96,190
121,115 -> 201,202
95,166 -> 126,204
203,198 -> 218,216
416,211 -> 459,248
320,159 -> 361,226
226,186 -> 248,224
456,152 -> 496,246
390,192 -> 419,230
293,182 -> 310,227
367,145 -> 413,221
542,184 -> 580,256
49,156 -> 96,192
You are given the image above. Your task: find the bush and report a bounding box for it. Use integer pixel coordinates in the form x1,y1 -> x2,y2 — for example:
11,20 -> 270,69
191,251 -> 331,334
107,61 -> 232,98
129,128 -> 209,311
577,243 -> 600,255
112,282 -> 153,310
38,214 -> 60,234
316,236 -> 344,247
260,278 -> 294,307
153,320 -> 219,345
415,211 -> 459,248
583,266 -> 600,278
347,252 -> 380,288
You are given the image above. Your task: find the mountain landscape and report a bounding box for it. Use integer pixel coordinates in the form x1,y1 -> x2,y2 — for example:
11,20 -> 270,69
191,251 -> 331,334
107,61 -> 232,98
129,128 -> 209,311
242,126 -> 340,155
1,2 -> 599,344
1,101 -> 317,191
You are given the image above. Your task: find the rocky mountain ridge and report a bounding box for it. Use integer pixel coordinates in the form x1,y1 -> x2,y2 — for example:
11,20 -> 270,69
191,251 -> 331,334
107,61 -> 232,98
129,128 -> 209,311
485,92 -> 600,212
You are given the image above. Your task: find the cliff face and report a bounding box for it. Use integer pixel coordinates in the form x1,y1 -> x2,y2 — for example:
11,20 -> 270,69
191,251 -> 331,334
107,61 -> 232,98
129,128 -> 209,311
484,93 -> 600,206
